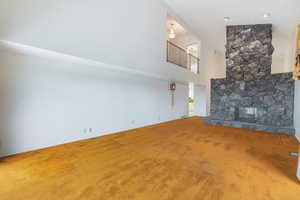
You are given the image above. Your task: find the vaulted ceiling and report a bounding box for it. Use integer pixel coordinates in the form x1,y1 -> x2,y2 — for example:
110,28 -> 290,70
164,0 -> 300,66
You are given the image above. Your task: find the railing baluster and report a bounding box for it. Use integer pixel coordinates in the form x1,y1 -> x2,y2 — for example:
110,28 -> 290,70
167,41 -> 200,74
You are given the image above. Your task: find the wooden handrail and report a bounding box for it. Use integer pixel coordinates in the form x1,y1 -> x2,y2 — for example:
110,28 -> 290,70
167,41 -> 200,60
167,40 -> 187,52
188,53 -> 200,61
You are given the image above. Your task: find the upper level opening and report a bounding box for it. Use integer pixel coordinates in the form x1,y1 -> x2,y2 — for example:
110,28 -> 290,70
166,15 -> 201,74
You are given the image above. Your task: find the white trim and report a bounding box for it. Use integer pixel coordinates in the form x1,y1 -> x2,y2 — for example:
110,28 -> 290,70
297,159 -> 300,181
295,134 -> 300,143
0,40 -> 200,86
0,40 -> 166,80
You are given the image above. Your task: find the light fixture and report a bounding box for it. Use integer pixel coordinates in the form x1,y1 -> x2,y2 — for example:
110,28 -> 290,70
170,82 -> 176,107
263,13 -> 271,18
169,23 -> 176,39
170,82 -> 176,91
224,17 -> 231,22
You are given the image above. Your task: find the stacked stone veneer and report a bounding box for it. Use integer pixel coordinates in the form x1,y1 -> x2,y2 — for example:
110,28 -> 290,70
204,24 -> 295,135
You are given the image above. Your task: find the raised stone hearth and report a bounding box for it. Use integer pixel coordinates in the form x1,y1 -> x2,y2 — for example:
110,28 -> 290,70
204,119 -> 295,135
204,24 -> 295,135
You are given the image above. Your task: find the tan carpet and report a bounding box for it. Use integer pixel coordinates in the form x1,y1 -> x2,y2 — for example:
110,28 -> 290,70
0,117 -> 299,200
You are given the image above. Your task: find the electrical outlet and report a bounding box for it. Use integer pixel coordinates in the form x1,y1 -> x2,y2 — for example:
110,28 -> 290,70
83,128 -> 87,134
131,120 -> 135,124
89,128 -> 93,133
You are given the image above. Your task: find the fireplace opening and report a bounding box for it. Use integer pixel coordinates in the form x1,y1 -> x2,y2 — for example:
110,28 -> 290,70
235,107 -> 258,123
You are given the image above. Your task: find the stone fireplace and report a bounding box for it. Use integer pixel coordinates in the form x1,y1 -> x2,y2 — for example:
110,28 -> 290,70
204,24 -> 295,135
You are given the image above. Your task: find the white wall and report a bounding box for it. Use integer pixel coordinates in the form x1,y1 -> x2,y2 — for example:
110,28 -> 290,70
295,82 -> 300,141
0,0 -> 204,156
0,0 -> 163,72
272,28 -> 298,74
0,0 -> 202,85
295,82 -> 300,180
170,33 -> 200,50
0,51 -> 190,157
198,43 -> 218,115
194,85 -> 207,116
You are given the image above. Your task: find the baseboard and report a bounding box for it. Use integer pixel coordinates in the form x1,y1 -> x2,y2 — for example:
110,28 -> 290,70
0,117 -> 184,158
295,134 -> 300,143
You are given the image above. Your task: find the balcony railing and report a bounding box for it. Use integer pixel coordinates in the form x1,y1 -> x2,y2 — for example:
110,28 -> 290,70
167,41 -> 200,74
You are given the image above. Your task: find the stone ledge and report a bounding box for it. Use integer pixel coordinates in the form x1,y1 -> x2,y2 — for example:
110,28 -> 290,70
203,118 -> 295,135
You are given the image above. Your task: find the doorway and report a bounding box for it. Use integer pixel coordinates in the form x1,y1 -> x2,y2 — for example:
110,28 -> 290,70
187,44 -> 200,74
188,82 -> 195,117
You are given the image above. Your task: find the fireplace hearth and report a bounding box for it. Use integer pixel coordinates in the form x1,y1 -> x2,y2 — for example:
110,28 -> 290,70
204,24 -> 295,135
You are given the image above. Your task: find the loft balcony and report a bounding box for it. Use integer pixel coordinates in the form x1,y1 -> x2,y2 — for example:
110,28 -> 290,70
166,15 -> 201,74
167,40 -> 200,74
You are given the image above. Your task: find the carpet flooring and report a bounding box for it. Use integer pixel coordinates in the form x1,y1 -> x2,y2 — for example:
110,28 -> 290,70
0,117 -> 299,200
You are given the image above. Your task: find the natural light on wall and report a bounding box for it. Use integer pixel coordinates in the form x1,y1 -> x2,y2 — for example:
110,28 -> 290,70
169,23 -> 176,39
294,24 -> 300,81
166,15 -> 201,74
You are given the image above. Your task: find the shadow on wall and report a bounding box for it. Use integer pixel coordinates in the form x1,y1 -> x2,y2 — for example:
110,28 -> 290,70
0,1 -> 68,156
0,52 -> 26,155
0,51 -> 190,157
